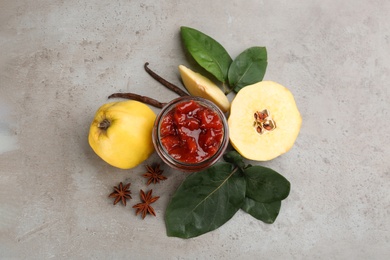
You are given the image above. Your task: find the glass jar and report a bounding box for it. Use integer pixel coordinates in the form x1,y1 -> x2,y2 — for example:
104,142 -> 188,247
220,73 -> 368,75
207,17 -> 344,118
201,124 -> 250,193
152,96 -> 229,172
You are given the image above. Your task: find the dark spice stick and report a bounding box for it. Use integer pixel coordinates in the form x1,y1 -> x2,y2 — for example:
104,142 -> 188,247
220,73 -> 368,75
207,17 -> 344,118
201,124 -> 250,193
108,93 -> 167,108
144,62 -> 189,97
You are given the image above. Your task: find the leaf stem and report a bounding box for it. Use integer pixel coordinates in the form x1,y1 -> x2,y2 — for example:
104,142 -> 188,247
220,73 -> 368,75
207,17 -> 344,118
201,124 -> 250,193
108,93 -> 167,108
222,82 -> 233,95
144,62 -> 189,97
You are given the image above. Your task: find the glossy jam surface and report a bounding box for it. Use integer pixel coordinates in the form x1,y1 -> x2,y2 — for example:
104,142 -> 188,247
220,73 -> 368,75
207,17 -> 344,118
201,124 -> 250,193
160,100 -> 224,164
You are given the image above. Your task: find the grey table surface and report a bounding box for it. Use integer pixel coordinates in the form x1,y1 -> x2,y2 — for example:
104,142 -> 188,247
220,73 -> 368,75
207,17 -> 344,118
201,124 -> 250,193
1,0 -> 389,259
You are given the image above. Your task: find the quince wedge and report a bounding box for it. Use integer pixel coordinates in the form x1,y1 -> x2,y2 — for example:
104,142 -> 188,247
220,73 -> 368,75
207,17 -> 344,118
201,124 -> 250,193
228,81 -> 301,161
88,100 -> 156,169
179,65 -> 230,113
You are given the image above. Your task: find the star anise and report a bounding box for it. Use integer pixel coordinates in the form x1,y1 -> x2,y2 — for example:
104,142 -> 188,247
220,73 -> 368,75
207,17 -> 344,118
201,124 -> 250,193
109,182 -> 132,206
142,164 -> 167,185
132,189 -> 160,219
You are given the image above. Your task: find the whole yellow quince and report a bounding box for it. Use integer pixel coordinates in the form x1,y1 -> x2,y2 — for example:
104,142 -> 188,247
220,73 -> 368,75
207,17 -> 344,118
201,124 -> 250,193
88,100 -> 156,169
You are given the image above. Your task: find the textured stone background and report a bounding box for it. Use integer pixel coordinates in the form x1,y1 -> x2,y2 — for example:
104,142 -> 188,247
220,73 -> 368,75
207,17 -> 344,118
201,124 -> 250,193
1,0 -> 389,259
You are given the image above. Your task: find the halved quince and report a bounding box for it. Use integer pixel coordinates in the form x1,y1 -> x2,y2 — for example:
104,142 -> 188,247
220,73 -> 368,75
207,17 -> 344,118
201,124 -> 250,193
179,65 -> 230,113
228,81 -> 301,161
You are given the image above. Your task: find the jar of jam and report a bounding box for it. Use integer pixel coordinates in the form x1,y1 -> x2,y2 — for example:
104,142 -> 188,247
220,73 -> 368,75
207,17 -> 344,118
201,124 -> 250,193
153,96 -> 229,172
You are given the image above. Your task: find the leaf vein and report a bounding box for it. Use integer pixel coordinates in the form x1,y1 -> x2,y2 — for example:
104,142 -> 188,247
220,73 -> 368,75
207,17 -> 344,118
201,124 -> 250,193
191,167 -> 238,213
234,62 -> 254,87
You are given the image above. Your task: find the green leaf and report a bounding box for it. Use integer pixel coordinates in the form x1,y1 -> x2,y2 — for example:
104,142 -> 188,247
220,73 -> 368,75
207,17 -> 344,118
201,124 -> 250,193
241,198 -> 281,224
223,150 -> 245,169
244,165 -> 290,203
228,46 -> 267,92
165,163 -> 246,238
181,26 -> 232,83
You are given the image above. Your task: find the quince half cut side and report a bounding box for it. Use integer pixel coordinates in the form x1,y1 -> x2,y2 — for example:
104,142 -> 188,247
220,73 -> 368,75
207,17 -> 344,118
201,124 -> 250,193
228,81 -> 302,161
179,65 -> 230,113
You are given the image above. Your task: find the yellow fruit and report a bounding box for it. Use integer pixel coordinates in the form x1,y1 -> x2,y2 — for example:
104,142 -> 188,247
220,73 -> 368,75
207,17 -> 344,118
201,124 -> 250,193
228,81 -> 301,161
179,65 -> 230,113
88,100 -> 156,169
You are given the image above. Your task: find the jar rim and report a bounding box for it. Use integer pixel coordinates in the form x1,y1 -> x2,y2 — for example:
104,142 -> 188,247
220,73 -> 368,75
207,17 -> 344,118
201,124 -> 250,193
152,96 -> 229,172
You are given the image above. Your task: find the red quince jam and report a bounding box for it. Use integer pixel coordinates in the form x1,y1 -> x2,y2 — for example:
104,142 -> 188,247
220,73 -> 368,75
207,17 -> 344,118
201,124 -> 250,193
160,100 -> 224,163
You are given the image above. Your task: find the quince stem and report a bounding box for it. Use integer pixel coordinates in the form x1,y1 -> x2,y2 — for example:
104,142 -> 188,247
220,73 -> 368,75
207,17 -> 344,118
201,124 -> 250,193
98,119 -> 111,130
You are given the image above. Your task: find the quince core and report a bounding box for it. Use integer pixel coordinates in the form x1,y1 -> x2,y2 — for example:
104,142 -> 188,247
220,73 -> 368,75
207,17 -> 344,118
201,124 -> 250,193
228,81 -> 301,161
